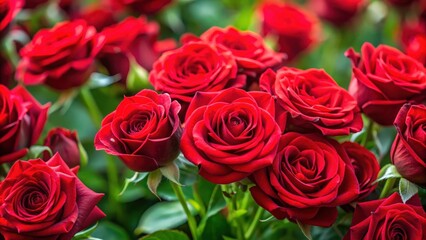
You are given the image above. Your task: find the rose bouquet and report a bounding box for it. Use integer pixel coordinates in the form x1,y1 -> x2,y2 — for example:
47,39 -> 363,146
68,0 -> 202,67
0,0 -> 425,239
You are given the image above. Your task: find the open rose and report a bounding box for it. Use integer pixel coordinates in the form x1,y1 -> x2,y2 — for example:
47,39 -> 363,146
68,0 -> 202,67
180,88 -> 281,184
310,0 -> 366,26
346,42 -> 426,125
260,67 -> 363,135
95,89 -> 181,172
344,193 -> 426,240
0,85 -> 49,163
250,132 -> 359,227
17,20 -> 105,90
391,103 -> 426,187
0,0 -> 23,38
0,154 -> 105,239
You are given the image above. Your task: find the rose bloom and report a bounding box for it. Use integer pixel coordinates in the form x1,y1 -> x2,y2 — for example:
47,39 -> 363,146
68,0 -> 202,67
16,20 -> 105,90
73,5 -> 116,31
342,141 -> 379,200
344,193 -> 426,240
346,42 -> 426,125
0,0 -> 22,38
99,17 -> 175,84
95,89 -> 181,172
109,0 -> 172,14
391,103 -> 426,187
180,88 -> 281,184
310,0 -> 366,26
259,2 -> 320,61
43,127 -> 81,168
260,67 -> 363,136
0,154 -> 105,240
149,41 -> 245,119
401,23 -> 426,66
250,133 -> 359,227
0,85 -> 49,163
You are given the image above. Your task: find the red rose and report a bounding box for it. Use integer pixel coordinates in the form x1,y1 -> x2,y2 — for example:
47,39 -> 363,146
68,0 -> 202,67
391,103 -> 426,187
259,2 -> 320,61
180,88 -> 281,184
260,67 -> 363,135
250,132 -> 359,227
344,193 -> 426,240
73,6 -> 116,31
0,85 -> 49,163
43,127 -> 81,168
95,89 -> 181,172
310,0 -> 366,26
0,53 -> 13,86
99,17 -> 175,84
386,0 -> 419,7
342,141 -> 380,200
23,0 -> 48,9
346,42 -> 426,125
110,0 -> 172,14
401,23 -> 426,66
149,41 -> 245,119
0,154 -> 105,240
0,0 -> 23,38
16,20 -> 105,90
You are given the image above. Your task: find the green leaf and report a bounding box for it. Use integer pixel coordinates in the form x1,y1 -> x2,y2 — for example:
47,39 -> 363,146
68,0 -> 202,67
120,172 -> 149,196
206,184 -> 226,218
135,201 -> 196,234
399,178 -> 419,203
72,223 -> 98,240
147,170 -> 163,198
297,221 -> 312,240
375,164 -> 401,183
127,58 -> 151,92
26,145 -> 52,159
92,221 -> 130,240
87,72 -> 120,89
78,141 -> 88,167
140,230 -> 190,240
222,236 -> 237,240
160,162 -> 181,185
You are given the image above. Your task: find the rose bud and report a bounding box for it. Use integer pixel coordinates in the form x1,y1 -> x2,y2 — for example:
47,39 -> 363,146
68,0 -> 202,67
346,42 -> 426,125
95,89 -> 181,172
110,0 -> 172,15
0,0 -> 23,39
310,0 -> 366,26
259,2 -> 320,61
0,154 -> 105,239
260,67 -> 363,135
0,85 -> 49,163
149,41 -> 245,120
16,20 -> 105,91
99,17 -> 175,84
391,103 -> 426,187
43,127 -> 81,168
250,133 -> 359,227
180,88 -> 281,184
344,193 -> 426,240
342,141 -> 380,200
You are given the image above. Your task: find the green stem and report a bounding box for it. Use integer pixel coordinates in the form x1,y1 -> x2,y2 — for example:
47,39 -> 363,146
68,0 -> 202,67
80,88 -> 102,128
171,182 -> 199,240
361,119 -> 373,147
193,182 -> 206,218
245,206 -> 264,239
379,178 -> 396,199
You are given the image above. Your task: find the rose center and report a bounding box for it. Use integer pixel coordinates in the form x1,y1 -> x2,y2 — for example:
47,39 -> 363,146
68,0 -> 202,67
187,61 -> 209,75
20,188 -> 48,215
129,118 -> 148,134
389,225 -> 407,240
223,40 -> 247,51
227,115 -> 246,136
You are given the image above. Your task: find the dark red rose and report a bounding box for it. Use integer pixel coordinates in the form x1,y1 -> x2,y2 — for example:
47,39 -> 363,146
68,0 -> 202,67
180,88 -> 281,184
344,193 -> 426,240
259,2 -> 320,61
250,132 -> 359,227
401,23 -> 426,66
0,154 -> 105,240
342,141 -> 380,200
310,0 -> 366,26
386,0 -> 419,7
0,53 -> 13,86
0,85 -> 49,163
0,0 -> 23,39
16,20 -> 105,90
95,89 -> 181,172
149,41 -> 245,119
346,42 -> 426,125
23,0 -> 48,9
110,0 -> 172,14
43,127 -> 81,168
73,6 -> 116,31
260,67 -> 363,135
391,103 -> 426,187
99,17 -> 175,84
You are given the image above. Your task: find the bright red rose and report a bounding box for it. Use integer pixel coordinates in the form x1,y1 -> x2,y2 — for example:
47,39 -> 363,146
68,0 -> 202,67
180,88 -> 281,184
16,20 -> 105,90
43,127 -> 81,168
149,41 -> 245,119
259,2 -> 320,61
0,85 -> 49,163
0,0 -> 23,38
344,193 -> 426,240
346,42 -> 426,125
250,133 -> 359,227
0,53 -> 13,86
310,0 -> 366,26
342,141 -> 380,200
260,67 -> 363,135
0,154 -> 105,240
391,103 -> 426,187
110,0 -> 172,14
95,89 -> 181,172
99,17 -> 175,84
